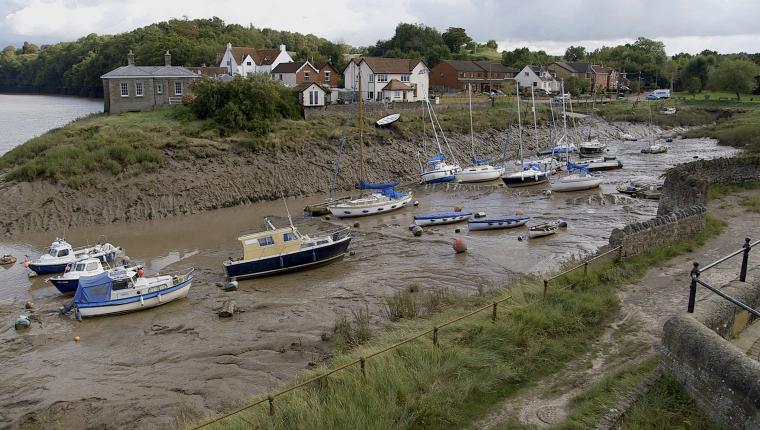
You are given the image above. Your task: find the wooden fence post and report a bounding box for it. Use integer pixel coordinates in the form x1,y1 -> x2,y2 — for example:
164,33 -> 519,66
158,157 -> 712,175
433,326 -> 438,347
492,302 -> 497,323
360,357 -> 366,378
268,395 -> 274,416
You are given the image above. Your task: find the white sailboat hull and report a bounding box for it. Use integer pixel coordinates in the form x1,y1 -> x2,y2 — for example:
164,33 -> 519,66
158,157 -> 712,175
413,213 -> 472,226
551,175 -> 603,192
455,165 -> 504,183
328,194 -> 413,218
77,281 -> 191,317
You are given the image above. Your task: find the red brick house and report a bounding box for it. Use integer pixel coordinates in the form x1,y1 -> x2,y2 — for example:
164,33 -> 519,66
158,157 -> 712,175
314,62 -> 339,87
271,61 -> 319,86
547,62 -> 619,91
430,60 -> 517,92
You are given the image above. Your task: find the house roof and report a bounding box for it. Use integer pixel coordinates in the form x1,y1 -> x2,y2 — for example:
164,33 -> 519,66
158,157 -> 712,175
591,65 -> 613,74
382,79 -> 413,91
313,62 -> 338,72
101,64 -> 199,79
350,57 -> 424,74
228,46 -> 283,66
554,62 -> 593,74
293,82 -> 331,93
187,66 -> 229,77
271,61 -> 313,74
440,60 -> 484,72
472,61 -> 517,73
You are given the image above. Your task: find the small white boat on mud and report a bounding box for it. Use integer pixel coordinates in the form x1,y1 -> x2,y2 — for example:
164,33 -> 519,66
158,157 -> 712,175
61,267 -> 193,318
25,238 -> 121,275
552,173 -> 603,192
375,113 -> 400,127
468,216 -> 529,231
413,211 -> 473,227
528,220 -> 567,239
619,132 -> 637,141
579,156 -> 623,172
641,143 -> 668,154
502,165 -> 549,187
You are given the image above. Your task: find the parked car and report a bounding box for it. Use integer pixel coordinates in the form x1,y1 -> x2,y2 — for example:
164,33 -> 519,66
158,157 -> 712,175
645,94 -> 660,100
553,93 -> 570,102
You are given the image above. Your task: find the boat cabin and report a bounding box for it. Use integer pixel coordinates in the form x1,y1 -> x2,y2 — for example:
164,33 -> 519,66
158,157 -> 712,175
238,226 -> 304,261
47,239 -> 73,258
65,258 -> 103,274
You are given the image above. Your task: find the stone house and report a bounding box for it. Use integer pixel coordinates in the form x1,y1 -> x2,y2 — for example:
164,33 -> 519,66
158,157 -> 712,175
101,51 -> 200,114
219,43 -> 293,77
430,60 -> 517,92
343,57 -> 429,102
515,65 -> 559,93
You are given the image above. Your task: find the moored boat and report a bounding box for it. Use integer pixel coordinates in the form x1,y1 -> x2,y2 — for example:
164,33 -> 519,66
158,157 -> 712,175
224,218 -> 351,279
468,216 -> 529,231
502,165 -> 549,187
48,258 -> 143,296
26,238 -> 121,275
413,211 -> 473,227
552,172 -> 603,192
528,222 -> 560,238
455,83 -> 504,183
641,143 -> 668,154
376,113 -> 400,127
579,156 -> 623,171
619,132 -> 637,141
578,139 -> 607,158
61,268 -> 193,318
421,155 -> 460,184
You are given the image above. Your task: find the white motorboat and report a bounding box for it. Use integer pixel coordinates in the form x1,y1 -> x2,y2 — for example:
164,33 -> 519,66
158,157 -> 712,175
25,238 -> 121,275
468,216 -> 529,231
62,267 -> 193,318
578,139 -> 607,158
502,166 -> 549,187
421,155 -> 461,184
455,83 -> 504,183
48,257 -> 142,296
641,143 -> 668,154
327,75 -> 412,218
413,211 -> 472,227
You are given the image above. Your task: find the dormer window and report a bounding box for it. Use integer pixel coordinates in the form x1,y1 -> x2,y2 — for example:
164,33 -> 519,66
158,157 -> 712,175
247,61 -> 252,66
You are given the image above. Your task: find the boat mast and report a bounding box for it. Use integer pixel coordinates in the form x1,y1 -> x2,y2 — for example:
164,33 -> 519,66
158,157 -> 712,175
358,73 -> 365,183
559,81 -> 570,171
530,85 -> 539,157
468,82 -> 475,160
515,82 -> 523,168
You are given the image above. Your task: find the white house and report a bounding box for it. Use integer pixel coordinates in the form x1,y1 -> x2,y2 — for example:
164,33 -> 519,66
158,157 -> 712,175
515,65 -> 560,93
343,57 -> 429,102
294,82 -> 331,107
219,43 -> 293,77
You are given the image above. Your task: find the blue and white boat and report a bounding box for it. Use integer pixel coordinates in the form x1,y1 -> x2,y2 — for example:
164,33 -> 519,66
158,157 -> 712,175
48,258 -> 143,296
61,267 -> 193,318
413,211 -> 472,227
455,84 -> 504,183
419,99 -> 461,184
25,238 -> 121,275
502,84 -> 550,188
224,218 -> 351,280
468,216 -> 530,231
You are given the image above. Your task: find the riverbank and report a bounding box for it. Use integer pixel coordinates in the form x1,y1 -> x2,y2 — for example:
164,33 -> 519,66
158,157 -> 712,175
0,106 -> 700,236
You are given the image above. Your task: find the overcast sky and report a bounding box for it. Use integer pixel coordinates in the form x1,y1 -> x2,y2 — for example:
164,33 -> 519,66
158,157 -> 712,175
1,0 -> 758,55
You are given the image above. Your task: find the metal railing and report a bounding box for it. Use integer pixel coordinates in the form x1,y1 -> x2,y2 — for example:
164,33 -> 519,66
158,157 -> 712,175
688,238 -> 760,317
543,246 -> 623,299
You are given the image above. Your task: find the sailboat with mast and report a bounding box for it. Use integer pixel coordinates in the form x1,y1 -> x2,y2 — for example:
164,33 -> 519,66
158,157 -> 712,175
327,75 -> 413,218
419,98 -> 461,184
502,83 -> 549,187
455,83 -> 504,183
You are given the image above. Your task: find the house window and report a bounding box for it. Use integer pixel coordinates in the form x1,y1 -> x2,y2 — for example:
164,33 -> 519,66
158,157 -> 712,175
120,82 -> 129,97
401,74 -> 410,82
377,74 -> 388,82
368,74 -> 374,82
156,83 -> 163,95
135,82 -> 143,97
533,81 -> 537,87
394,91 -> 401,98
458,72 -> 463,78
524,71 -> 529,76
324,71 -> 330,82
367,91 -> 373,100
277,74 -> 282,80
309,90 -> 319,105
246,61 -> 252,66
304,71 -> 310,81
174,82 -> 183,95
258,236 -> 275,247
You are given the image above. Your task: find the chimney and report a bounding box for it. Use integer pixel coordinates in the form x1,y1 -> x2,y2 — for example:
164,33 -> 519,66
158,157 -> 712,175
164,50 -> 171,67
279,44 -> 286,52
227,42 -> 232,50
127,50 -> 135,66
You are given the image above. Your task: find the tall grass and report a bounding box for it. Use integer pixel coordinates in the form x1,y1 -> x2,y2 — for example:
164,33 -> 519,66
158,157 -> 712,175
191,216 -> 724,430
683,110 -> 760,152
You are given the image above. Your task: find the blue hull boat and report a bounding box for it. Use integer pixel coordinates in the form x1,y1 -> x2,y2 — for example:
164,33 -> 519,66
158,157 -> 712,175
50,278 -> 80,295
28,249 -> 119,275
468,216 -> 530,231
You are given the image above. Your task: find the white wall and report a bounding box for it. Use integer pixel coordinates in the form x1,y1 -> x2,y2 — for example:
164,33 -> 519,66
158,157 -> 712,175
343,60 -> 429,102
303,86 -> 325,106
273,72 -> 297,86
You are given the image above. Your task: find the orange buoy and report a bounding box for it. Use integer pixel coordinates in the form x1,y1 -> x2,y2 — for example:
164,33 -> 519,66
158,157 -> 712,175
515,208 -> 525,216
453,206 -> 462,212
74,336 -> 81,342
453,238 -> 467,254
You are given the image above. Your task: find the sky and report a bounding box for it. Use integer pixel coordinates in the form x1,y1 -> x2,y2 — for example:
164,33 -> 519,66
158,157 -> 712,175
1,0 -> 759,55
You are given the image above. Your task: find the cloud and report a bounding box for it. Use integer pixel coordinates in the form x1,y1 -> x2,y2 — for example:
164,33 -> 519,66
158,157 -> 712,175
1,0 -> 759,54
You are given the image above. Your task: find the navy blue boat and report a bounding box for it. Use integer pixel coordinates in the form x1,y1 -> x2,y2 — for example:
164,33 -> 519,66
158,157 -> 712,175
26,238 -> 121,275
224,221 -> 352,280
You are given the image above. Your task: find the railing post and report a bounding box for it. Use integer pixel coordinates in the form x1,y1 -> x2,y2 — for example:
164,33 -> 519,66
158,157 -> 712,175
740,238 -> 750,282
268,395 -> 275,416
360,357 -> 366,378
617,246 -> 623,262
583,262 -> 588,276
433,326 -> 439,347
688,262 -> 699,313
491,302 -> 497,323
543,279 -> 548,300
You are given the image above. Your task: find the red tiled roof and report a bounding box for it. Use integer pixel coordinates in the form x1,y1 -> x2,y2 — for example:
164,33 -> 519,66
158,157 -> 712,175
382,79 -> 413,91
356,57 -> 423,74
229,47 -> 282,66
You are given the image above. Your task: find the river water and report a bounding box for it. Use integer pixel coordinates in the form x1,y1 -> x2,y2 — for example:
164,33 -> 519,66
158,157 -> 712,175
0,94 -> 102,155
0,136 -> 739,427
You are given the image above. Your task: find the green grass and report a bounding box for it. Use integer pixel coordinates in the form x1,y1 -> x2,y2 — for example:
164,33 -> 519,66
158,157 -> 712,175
583,100 -> 728,128
707,180 -> 760,200
190,216 -> 725,430
741,195 -> 760,213
683,110 -> 760,152
617,373 -> 721,430
673,90 -> 760,103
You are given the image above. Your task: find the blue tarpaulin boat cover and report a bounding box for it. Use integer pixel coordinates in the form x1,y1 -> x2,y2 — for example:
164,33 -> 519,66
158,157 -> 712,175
567,161 -> 590,174
426,154 -> 445,163
471,156 -> 493,165
381,188 -> 407,199
360,181 -> 400,190
73,272 -> 113,304
523,162 -> 544,172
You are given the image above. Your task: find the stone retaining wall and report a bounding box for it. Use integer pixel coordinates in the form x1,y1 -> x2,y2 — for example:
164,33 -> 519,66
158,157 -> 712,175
608,206 -> 706,257
661,268 -> 760,430
303,100 -> 492,120
658,155 -> 760,215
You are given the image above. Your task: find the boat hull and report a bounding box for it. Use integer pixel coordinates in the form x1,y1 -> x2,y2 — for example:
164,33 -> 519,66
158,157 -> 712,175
413,213 -> 472,227
454,166 -> 503,183
421,170 -> 457,183
28,250 -> 118,275
585,161 -> 623,171
552,177 -> 603,192
502,171 -> 548,187
224,237 -> 352,279
76,279 -> 192,318
328,194 -> 412,218
468,218 -> 528,231
50,278 -> 80,295
529,229 -> 556,238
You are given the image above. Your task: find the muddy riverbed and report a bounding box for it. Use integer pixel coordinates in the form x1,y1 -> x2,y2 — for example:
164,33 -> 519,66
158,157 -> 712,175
0,136 -> 738,428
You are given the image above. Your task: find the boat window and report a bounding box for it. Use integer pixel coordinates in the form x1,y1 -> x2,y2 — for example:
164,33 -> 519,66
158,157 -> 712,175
57,249 -> 69,257
85,262 -> 98,271
112,278 -> 130,291
74,263 -> 85,271
283,232 -> 297,242
258,236 -> 275,247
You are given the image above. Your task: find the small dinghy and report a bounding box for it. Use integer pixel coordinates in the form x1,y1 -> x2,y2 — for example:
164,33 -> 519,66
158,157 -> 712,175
413,211 -> 472,227
376,113 -> 400,128
660,107 -> 677,115
26,238 -> 121,275
580,156 -> 623,172
468,216 -> 529,231
48,257 -> 143,296
528,220 -> 566,239
641,143 -> 668,154
1,254 -> 17,266
616,180 -> 662,198
61,268 -> 193,318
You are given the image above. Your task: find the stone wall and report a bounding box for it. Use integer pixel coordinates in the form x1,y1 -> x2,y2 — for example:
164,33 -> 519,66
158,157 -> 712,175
303,100 -> 492,120
658,155 -> 760,215
661,268 -> 760,430
608,206 -> 706,257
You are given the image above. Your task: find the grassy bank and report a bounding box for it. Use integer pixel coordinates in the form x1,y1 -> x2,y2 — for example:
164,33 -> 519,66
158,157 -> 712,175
191,216 -> 725,430
683,109 -> 760,152
673,90 -> 760,103
583,100 -> 729,128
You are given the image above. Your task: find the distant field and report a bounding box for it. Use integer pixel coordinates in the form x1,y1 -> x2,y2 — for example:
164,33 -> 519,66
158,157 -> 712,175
673,90 -> 760,103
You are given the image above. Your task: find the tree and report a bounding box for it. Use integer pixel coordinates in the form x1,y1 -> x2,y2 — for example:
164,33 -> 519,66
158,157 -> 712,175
485,40 -> 498,50
680,56 -> 710,93
685,76 -> 702,95
501,47 -> 554,70
564,76 -> 591,96
564,45 -> 586,62
441,27 -> 471,54
21,41 -> 39,54
708,58 -> 760,100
